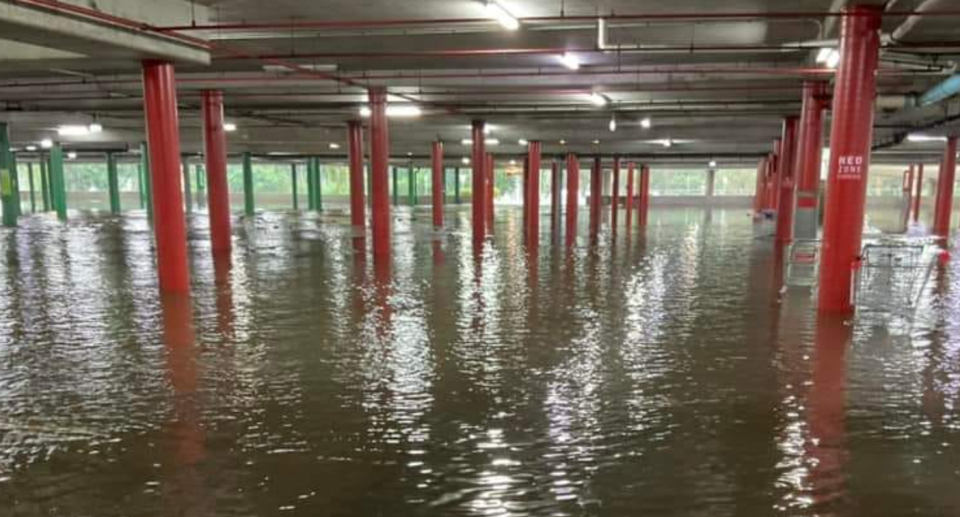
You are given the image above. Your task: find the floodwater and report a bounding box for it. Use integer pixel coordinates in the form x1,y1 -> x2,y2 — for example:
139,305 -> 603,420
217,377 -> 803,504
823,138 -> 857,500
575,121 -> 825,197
1,205 -> 959,517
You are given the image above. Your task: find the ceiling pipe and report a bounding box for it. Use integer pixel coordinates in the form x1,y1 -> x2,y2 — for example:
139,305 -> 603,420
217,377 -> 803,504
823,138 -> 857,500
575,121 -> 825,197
890,0 -> 945,42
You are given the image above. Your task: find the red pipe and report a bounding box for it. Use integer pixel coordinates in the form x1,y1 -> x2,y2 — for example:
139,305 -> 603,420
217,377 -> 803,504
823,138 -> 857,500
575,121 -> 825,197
639,165 -> 651,226
201,90 -> 231,255
431,140 -> 444,229
589,156 -> 602,238
565,153 -> 580,247
818,5 -> 883,314
368,87 -> 391,260
527,141 -> 541,245
143,61 -> 190,293
793,81 -> 828,239
913,163 -> 924,222
932,136 -> 958,238
776,116 -> 800,243
348,120 -> 365,228
625,162 -> 635,228
486,153 -> 495,232
471,120 -> 486,243
611,157 -> 621,230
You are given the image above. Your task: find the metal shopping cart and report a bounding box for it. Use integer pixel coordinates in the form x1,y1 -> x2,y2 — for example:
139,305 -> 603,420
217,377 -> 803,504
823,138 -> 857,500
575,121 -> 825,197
784,239 -> 821,288
851,236 -> 945,318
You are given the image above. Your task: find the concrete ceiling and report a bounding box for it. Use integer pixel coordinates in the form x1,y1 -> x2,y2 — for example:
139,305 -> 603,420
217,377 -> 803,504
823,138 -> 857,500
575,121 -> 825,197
1,0 -> 959,166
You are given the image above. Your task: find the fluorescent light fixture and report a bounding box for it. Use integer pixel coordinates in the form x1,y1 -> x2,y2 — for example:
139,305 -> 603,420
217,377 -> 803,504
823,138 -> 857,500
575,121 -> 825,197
518,138 -> 529,146
57,125 -> 89,136
709,160 -> 717,168
461,138 -> 500,146
25,145 -> 37,151
663,139 -> 673,148
509,159 -> 517,166
558,52 -> 580,70
559,139 -> 567,145
485,1 -> 519,30
462,157 -> 471,165
609,114 -> 617,132
359,105 -> 422,117
640,117 -> 652,129
816,48 -> 833,64
907,133 -> 948,143
224,122 -> 238,132
67,151 -> 77,159
589,92 -> 608,107
826,49 -> 841,69
592,139 -> 601,145
329,142 -> 340,150
88,123 -> 103,133
484,125 -> 493,135
40,139 -> 53,149
407,152 -> 413,156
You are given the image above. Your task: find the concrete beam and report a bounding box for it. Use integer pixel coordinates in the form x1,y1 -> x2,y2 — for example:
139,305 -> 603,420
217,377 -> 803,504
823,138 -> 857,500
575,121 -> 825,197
0,0 -> 210,65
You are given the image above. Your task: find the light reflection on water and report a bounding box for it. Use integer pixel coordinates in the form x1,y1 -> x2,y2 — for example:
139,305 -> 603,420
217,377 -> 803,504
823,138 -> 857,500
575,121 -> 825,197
1,206 -> 959,516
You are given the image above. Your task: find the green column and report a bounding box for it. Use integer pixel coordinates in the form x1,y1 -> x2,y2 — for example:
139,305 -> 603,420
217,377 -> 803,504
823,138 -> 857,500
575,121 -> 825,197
182,159 -> 193,213
40,157 -> 50,212
315,160 -> 323,211
137,163 -> 145,208
140,142 -> 153,220
454,166 -> 461,204
291,163 -> 299,210
0,122 -> 16,227
408,167 -> 416,206
195,164 -> 205,207
306,158 -> 316,210
392,166 -> 399,206
243,152 -> 254,216
106,152 -> 120,214
10,152 -> 21,218
27,162 -> 36,213
49,143 -> 67,220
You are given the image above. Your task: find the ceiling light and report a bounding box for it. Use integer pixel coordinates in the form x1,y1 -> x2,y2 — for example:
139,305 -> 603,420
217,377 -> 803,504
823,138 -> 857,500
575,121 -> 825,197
329,142 -> 340,149
609,113 -> 617,132
485,1 -> 519,30
484,125 -> 493,135
558,52 -> 580,70
907,133 -> 948,143
57,125 -> 89,136
640,117 -> 652,129
825,49 -> 841,69
663,139 -> 673,148
67,151 -> 77,159
407,152 -> 413,156
40,139 -> 53,149
518,138 -> 528,146
815,48 -> 833,64
589,92 -> 608,107
509,159 -> 517,166
224,122 -> 238,132
359,105 -> 422,117
559,139 -> 567,145
88,122 -> 103,133
462,157 -> 471,165
25,145 -> 37,152
461,138 -> 499,146
709,160 -> 717,168
592,139 -> 601,145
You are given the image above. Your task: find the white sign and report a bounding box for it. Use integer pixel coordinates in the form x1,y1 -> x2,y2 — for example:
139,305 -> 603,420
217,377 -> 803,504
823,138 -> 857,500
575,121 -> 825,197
838,155 -> 864,180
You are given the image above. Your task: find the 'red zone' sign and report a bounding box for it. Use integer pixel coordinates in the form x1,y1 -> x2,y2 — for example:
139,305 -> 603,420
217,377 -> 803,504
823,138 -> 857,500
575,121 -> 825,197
838,155 -> 864,180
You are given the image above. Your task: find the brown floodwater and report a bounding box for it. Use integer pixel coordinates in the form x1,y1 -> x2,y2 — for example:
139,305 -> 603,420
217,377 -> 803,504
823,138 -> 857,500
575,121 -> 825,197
1,205 -> 959,517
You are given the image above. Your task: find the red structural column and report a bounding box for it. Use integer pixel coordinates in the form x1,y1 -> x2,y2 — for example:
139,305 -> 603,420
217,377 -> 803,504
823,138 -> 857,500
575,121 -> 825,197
932,136 -> 958,238
142,61 -> 190,293
486,153 -> 495,231
818,5 -> 882,313
201,89 -> 231,256
527,141 -> 541,241
625,162 -> 635,227
611,157 -> 621,230
589,156 -> 602,237
522,154 -> 530,229
471,120 -> 486,242
776,116 -> 800,243
368,87 -> 391,260
767,139 -> 782,211
565,153 -> 579,246
903,165 -> 914,229
639,165 -> 650,226
348,120 -> 365,228
913,163 -> 924,222
753,156 -> 768,216
431,140 -> 444,229
794,81 -> 828,240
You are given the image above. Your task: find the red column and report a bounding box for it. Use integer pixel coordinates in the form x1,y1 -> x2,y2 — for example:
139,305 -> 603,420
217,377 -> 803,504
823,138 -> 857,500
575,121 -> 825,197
762,154 -> 774,211
903,165 -> 914,229
201,90 -> 231,256
589,156 -> 602,237
776,116 -> 800,243
767,139 -> 782,211
933,136 -> 958,238
471,120 -> 486,243
611,157 -> 621,230
639,164 -> 650,226
753,157 -> 767,216
368,87 -> 391,260
527,141 -> 541,243
143,61 -> 189,293
794,81 -> 828,239
565,153 -> 579,246
485,153 -> 495,232
522,154 -> 529,229
625,161 -> 635,228
348,120 -> 365,228
431,140 -> 444,229
913,163 -> 924,222
818,4 -> 882,313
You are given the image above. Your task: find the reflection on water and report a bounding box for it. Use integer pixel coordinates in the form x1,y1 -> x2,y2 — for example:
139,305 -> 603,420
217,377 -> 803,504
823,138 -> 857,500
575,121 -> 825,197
1,206 -> 960,516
